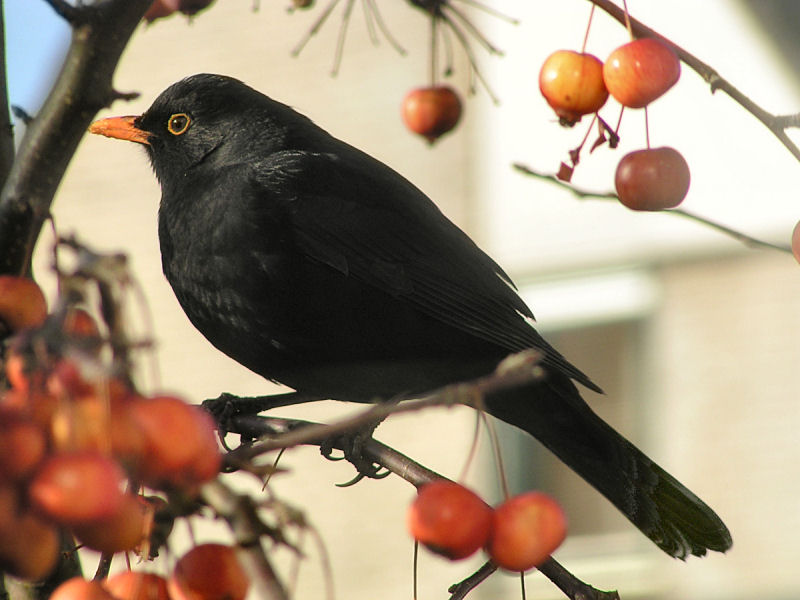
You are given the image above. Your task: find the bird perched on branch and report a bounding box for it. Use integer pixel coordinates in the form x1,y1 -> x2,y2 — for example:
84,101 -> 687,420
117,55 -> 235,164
90,73 -> 731,559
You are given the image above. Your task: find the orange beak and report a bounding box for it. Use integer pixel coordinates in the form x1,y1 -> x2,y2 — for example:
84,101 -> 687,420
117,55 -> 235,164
88,115 -> 151,145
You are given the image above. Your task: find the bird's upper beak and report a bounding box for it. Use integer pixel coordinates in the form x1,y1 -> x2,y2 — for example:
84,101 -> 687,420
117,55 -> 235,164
88,115 -> 151,145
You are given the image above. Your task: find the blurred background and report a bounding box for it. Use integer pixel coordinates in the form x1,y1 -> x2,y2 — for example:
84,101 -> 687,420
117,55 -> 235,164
5,1 -> 800,599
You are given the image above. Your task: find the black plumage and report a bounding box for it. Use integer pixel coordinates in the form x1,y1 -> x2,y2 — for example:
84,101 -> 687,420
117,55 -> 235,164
90,74 -> 731,559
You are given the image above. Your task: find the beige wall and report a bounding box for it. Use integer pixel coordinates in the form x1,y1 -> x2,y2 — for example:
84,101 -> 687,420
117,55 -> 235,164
32,2 -> 800,599
654,252 -> 800,600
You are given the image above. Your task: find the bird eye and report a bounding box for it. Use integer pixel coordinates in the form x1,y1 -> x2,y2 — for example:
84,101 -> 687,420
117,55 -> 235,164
167,113 -> 191,136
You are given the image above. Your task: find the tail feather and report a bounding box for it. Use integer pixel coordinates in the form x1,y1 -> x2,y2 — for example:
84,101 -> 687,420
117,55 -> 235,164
484,374 -> 732,559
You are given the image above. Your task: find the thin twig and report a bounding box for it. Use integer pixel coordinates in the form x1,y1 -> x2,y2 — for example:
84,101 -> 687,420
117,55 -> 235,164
512,162 -> 792,253
540,558 -> 620,600
364,0 -> 406,55
448,561 -> 497,600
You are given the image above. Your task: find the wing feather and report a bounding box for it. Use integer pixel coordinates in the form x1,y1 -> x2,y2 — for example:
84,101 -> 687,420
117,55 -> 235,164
253,149 -> 600,391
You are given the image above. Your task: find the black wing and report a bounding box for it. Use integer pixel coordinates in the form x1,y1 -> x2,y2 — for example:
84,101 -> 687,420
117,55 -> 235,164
253,146 -> 600,392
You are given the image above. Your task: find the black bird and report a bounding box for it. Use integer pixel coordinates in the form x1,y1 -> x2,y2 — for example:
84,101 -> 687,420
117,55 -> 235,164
90,73 -> 731,559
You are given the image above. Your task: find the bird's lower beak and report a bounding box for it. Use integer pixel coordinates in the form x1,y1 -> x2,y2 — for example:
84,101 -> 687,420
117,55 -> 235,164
89,115 -> 151,145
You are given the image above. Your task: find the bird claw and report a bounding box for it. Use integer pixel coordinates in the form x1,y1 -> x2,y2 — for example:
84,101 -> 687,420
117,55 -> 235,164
320,418 -> 388,483
202,392 -> 240,423
201,393 -> 242,450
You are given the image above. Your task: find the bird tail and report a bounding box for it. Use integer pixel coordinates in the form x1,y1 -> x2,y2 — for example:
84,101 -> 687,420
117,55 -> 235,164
484,374 -> 732,559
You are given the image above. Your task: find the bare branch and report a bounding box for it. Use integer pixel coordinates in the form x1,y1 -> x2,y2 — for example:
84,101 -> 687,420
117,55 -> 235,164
0,0 -> 152,276
42,0 -> 83,24
539,557 -> 620,600
448,562 -> 497,600
447,558 -> 620,600
220,349 -> 544,464
217,395 -> 618,600
512,162 -> 792,253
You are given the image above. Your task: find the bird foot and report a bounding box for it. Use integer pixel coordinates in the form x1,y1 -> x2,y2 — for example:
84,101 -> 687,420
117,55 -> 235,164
320,418 -> 390,485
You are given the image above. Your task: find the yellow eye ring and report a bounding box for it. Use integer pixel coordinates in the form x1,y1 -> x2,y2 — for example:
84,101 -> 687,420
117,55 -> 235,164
167,113 -> 191,135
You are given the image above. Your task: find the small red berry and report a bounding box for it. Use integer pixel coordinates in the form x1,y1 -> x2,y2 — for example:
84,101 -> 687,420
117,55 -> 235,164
603,38 -> 681,108
487,492 -> 567,572
615,146 -> 690,211
28,452 -> 126,525
104,571 -> 171,600
401,86 -> 462,144
539,50 -> 609,126
0,276 -> 47,333
168,544 -> 249,600
50,578 -> 116,600
407,481 -> 493,560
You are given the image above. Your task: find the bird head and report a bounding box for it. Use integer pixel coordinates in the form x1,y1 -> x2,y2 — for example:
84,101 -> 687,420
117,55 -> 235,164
89,74 -> 306,188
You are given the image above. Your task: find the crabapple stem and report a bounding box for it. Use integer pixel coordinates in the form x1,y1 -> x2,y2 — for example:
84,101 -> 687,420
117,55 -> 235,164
621,0 -> 633,39
581,4 -> 595,54
430,13 -> 438,86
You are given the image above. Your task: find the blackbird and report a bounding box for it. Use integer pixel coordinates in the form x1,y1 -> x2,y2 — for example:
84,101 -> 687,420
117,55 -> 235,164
90,73 -> 731,559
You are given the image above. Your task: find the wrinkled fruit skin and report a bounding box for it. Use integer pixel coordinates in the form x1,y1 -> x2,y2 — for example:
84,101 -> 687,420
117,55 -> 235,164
615,146 -> 690,211
539,50 -> 609,125
487,492 -> 567,572
603,38 -> 681,108
407,481 -> 493,560
401,86 -> 463,144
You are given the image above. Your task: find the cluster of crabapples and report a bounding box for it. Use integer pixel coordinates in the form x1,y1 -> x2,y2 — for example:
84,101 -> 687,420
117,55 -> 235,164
407,480 -> 567,572
49,543 -> 249,600
0,275 -> 222,585
539,37 -> 690,212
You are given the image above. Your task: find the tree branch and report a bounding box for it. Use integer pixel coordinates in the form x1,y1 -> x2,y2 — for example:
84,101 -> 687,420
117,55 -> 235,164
207,351 -> 617,600
448,561 -> 497,600
219,409 -> 618,600
539,557 -> 620,600
448,558 -> 620,600
512,162 -> 792,253
0,0 -> 151,276
218,349 -> 545,465
587,0 -> 800,163
42,0 -> 84,24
